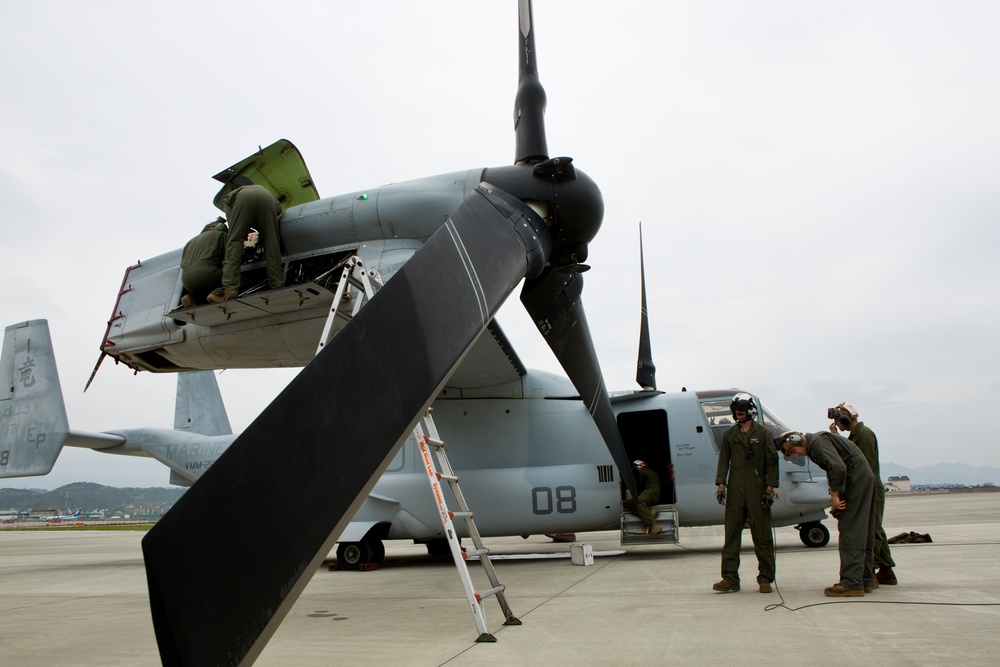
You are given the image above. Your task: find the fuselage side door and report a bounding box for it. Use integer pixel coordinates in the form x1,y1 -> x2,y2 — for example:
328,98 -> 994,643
616,408 -> 673,504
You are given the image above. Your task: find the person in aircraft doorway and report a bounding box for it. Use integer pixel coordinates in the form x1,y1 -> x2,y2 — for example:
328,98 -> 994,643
221,176 -> 284,300
624,460 -> 661,534
829,402 -> 897,586
180,217 -> 228,307
713,393 -> 778,594
775,430 -> 876,597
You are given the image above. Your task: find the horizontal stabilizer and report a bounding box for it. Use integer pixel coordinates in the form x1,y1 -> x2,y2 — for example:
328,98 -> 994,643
0,320 -> 70,478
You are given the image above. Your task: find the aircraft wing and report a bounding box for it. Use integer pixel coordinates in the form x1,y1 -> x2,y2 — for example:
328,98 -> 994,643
442,319 -> 526,395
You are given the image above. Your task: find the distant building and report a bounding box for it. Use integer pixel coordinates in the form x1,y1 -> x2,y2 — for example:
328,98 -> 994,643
886,475 -> 911,493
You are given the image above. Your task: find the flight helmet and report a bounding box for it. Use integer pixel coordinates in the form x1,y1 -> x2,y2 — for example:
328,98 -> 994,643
730,392 -> 758,422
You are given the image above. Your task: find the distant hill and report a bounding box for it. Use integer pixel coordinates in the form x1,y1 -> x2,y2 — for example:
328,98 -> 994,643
0,482 -> 187,515
881,462 -> 1000,486
3,465 -> 997,514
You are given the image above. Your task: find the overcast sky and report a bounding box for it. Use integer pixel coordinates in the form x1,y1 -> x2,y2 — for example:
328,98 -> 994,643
3,1 -> 999,490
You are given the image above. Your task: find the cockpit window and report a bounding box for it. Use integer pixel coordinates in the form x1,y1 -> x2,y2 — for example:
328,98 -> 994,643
699,395 -> 799,460
699,399 -> 735,452
760,401 -> 807,467
759,401 -> 791,439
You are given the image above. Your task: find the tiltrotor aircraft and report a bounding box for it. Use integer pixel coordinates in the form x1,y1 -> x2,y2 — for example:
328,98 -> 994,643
2,320 -> 833,556
2,3 -> 832,665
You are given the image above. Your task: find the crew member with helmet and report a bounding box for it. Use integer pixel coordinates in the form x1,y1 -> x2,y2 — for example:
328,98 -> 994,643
775,430 -> 876,596
713,393 -> 778,593
829,403 -> 897,586
624,459 -> 661,534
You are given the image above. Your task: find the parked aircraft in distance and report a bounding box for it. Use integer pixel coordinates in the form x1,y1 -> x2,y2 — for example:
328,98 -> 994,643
47,508 -> 83,523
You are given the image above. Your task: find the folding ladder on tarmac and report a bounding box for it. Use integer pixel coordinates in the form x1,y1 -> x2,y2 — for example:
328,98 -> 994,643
413,408 -> 521,642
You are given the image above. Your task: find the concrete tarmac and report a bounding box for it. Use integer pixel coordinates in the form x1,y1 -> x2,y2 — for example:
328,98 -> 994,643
2,492 -> 998,666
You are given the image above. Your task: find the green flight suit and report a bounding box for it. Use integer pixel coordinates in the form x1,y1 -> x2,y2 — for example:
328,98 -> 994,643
805,432 -> 876,590
715,420 -> 778,584
850,422 -> 895,572
180,224 -> 227,301
623,466 -> 661,526
222,184 -> 284,293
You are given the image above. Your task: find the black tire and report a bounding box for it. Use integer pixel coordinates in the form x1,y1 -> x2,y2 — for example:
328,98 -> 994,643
336,541 -> 372,570
799,522 -> 830,548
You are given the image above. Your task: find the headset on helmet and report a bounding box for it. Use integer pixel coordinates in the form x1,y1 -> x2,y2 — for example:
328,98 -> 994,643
730,392 -> 758,422
774,431 -> 804,455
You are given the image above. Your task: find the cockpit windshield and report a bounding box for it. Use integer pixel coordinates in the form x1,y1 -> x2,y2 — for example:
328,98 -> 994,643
697,394 -> 803,463
759,401 -> 791,439
759,400 -> 808,467
698,393 -> 809,467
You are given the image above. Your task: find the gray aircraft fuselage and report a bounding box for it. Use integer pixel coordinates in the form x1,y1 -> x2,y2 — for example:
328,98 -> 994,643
97,373 -> 828,544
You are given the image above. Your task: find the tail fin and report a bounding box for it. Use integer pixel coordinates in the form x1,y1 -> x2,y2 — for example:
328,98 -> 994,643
173,371 -> 232,436
0,320 -> 70,477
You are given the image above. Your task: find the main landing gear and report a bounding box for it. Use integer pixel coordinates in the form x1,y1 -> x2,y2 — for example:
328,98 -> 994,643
335,536 -> 386,570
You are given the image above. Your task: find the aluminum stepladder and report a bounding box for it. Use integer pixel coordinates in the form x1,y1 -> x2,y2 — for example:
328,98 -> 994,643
315,255 -> 383,356
413,408 -> 521,642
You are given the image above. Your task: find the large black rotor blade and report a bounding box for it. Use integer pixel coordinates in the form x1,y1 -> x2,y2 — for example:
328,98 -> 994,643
636,223 -> 656,390
521,268 -> 639,497
142,183 -> 548,667
514,0 -> 548,164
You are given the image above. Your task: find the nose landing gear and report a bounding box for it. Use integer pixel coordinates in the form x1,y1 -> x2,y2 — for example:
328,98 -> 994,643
796,521 -> 830,548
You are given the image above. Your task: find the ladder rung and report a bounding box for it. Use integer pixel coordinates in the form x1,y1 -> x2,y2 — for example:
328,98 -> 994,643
463,548 -> 489,559
449,511 -> 474,520
475,585 -> 505,602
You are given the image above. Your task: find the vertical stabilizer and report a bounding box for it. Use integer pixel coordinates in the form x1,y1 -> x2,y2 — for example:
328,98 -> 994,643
173,371 -> 232,436
0,320 -> 70,477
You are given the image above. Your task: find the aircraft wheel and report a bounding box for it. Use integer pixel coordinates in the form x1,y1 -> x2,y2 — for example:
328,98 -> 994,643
365,537 -> 385,564
799,522 -> 830,548
336,541 -> 372,570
